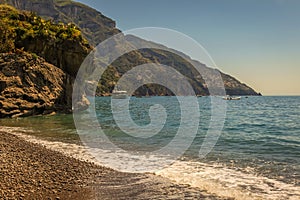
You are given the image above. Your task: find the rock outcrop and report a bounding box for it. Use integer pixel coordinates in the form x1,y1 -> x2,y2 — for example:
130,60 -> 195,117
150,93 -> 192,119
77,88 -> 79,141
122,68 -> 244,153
0,5 -> 91,118
16,32 -> 91,77
1,0 -> 261,97
0,2 -> 261,119
0,51 -> 67,118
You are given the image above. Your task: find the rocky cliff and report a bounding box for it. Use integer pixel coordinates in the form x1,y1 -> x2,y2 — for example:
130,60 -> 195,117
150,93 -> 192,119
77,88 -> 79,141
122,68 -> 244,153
0,5 -> 91,117
0,0 -> 120,46
0,51 -> 66,118
1,0 -> 260,97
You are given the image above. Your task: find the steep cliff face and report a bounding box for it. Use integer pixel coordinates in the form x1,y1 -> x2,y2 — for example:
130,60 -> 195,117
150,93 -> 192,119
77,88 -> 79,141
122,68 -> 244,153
0,51 -> 67,118
98,36 -> 259,96
0,5 -> 90,118
56,1 -> 120,45
5,0 -> 58,18
18,36 -> 90,77
0,0 -> 260,97
1,0 -> 260,96
0,0 -> 120,46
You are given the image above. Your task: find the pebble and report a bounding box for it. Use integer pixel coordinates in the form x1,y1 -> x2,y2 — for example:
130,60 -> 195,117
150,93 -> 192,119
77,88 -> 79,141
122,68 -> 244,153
0,131 -> 230,200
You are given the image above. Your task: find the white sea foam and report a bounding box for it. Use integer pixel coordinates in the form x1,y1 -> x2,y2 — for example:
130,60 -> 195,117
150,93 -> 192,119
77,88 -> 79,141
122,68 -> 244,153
157,161 -> 300,200
1,126 -> 100,164
1,126 -> 173,172
2,126 -> 299,200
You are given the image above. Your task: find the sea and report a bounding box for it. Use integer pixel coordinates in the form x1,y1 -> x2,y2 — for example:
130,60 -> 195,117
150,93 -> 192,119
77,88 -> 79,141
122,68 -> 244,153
1,96 -> 299,199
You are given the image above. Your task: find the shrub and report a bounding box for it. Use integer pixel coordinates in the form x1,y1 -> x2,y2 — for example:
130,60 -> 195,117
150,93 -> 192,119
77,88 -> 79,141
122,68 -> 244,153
0,5 -> 89,53
0,19 -> 16,53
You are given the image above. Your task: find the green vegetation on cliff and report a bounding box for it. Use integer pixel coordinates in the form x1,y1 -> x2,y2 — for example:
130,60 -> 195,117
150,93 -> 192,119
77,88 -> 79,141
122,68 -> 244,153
1,1 -> 261,98
0,5 -> 91,118
0,0 -> 120,46
0,4 -> 88,53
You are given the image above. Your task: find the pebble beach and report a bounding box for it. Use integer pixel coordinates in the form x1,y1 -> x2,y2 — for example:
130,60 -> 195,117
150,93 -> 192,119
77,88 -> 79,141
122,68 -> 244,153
0,131 -> 230,200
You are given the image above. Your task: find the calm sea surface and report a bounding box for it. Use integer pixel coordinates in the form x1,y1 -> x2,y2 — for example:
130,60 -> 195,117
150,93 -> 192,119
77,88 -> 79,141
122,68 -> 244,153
1,96 -> 299,198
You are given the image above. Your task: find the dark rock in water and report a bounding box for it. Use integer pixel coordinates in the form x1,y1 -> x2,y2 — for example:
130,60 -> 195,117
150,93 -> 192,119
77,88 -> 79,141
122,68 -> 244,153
0,51 -> 87,118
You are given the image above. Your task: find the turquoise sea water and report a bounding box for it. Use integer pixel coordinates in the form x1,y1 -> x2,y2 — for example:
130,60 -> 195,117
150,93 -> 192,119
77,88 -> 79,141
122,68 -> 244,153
1,96 -> 299,190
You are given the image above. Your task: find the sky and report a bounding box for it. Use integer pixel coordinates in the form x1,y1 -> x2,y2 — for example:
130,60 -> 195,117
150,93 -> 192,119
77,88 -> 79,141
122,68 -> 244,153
76,0 -> 300,95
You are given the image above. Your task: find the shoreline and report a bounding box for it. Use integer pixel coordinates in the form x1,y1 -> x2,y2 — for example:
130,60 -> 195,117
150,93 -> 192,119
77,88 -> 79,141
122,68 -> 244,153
0,130 -> 230,200
1,126 -> 299,200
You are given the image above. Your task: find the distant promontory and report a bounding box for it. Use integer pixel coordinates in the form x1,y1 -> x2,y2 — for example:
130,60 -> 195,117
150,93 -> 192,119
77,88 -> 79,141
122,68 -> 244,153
0,1 -> 261,118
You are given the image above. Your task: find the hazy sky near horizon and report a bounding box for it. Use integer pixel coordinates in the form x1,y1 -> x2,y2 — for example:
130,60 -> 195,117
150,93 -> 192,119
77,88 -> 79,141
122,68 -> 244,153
77,0 -> 300,95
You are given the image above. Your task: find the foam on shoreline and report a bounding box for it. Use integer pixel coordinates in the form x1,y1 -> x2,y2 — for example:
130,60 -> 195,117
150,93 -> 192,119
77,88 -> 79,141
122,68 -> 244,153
1,126 -> 299,200
157,161 -> 300,200
0,126 -> 100,165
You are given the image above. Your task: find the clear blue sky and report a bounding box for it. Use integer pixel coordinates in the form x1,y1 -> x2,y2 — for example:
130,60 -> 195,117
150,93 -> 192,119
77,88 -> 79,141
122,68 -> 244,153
76,0 -> 300,95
